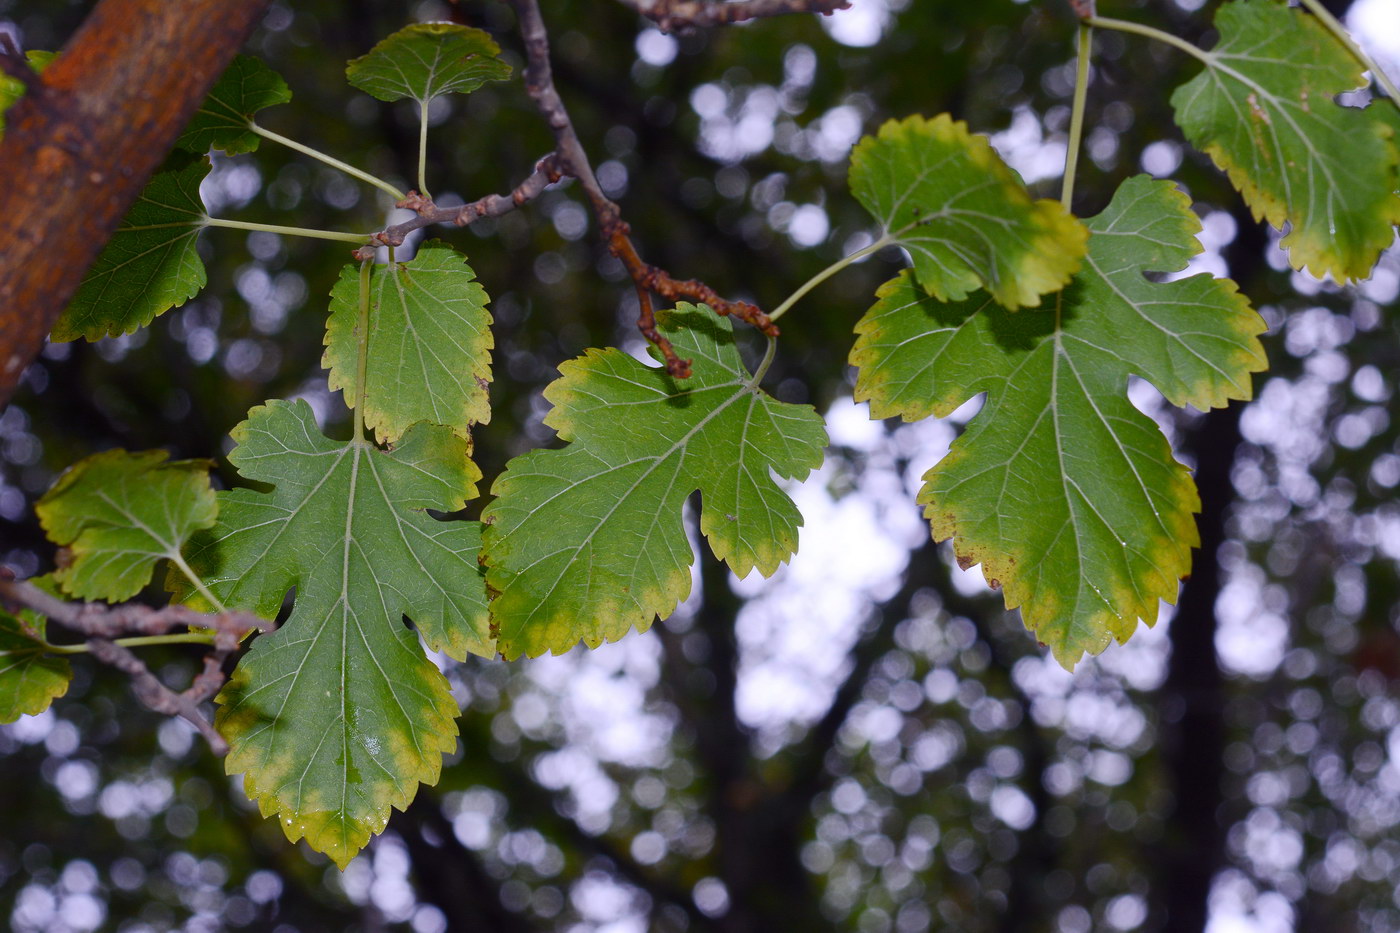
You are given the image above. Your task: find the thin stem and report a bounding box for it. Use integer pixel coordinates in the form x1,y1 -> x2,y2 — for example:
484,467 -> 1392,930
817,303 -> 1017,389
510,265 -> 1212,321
204,217 -> 370,244
1062,23 -> 1094,210
169,552 -> 227,614
353,258 -> 372,444
1297,0 -> 1400,105
28,632 -> 219,657
768,234 -> 894,323
744,336 -> 778,391
252,123 -> 407,201
1088,15 -> 1213,66
417,104 -> 432,200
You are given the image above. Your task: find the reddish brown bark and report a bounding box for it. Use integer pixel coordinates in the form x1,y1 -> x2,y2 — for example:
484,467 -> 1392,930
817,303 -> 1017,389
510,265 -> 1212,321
0,0 -> 271,409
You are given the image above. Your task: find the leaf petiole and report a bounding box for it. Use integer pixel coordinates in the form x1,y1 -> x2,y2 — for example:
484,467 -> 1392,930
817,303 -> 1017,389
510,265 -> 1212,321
251,123 -> 408,201
1295,0 -> 1400,106
1061,23 -> 1094,211
353,258 -> 373,444
417,104 -> 432,201
1087,15 -> 1213,66
745,335 -> 778,391
767,233 -> 894,323
2,632 -> 219,658
204,217 -> 370,244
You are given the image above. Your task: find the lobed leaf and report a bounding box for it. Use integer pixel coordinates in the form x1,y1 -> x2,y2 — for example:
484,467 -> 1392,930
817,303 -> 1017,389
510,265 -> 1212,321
346,22 -> 511,105
852,176 -> 1267,668
178,400 -> 490,867
483,305 -> 827,660
53,152 -> 210,341
848,113 -> 1088,310
37,449 -> 217,603
176,54 -> 292,155
325,242 -> 493,444
1170,0 -> 1400,281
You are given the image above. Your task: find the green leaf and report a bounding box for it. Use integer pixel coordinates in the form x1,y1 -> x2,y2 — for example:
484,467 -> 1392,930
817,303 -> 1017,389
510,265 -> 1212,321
346,23 -> 511,105
176,54 -> 291,155
1170,0 -> 1400,282
178,399 -> 489,867
483,305 -> 827,660
0,51 -> 52,138
851,176 -> 1267,668
325,241 -> 493,443
0,581 -> 70,724
53,152 -> 209,342
36,449 -> 217,603
848,114 -> 1088,310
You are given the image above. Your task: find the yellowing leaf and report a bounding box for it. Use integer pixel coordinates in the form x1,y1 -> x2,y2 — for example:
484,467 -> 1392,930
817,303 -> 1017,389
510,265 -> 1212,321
324,242 -> 493,444
178,400 -> 489,867
848,114 -> 1088,309
1171,0 -> 1400,281
36,449 -> 217,603
852,176 -> 1267,668
482,306 -> 827,660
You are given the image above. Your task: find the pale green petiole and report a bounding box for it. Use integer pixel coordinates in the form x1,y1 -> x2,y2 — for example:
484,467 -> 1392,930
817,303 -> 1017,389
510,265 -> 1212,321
252,123 -> 407,201
353,259 -> 373,444
767,234 -> 894,323
1061,23 -> 1094,211
417,104 -> 432,200
204,217 -> 371,244
1087,16 -> 1213,66
10,632 -> 219,658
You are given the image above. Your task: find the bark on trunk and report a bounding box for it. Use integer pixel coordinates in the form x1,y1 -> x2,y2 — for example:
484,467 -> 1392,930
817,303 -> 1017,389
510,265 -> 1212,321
0,0 -> 271,409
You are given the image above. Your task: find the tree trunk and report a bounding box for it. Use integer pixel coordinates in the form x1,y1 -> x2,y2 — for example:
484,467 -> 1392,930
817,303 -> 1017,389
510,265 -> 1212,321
0,0 -> 271,409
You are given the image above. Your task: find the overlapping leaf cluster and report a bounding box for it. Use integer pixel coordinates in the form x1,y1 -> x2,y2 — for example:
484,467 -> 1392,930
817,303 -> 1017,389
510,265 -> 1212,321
23,0 -> 1391,870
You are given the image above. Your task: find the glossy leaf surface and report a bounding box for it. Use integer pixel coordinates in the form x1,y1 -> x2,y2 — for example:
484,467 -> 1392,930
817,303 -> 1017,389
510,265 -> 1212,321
852,176 -> 1267,667
53,153 -> 209,341
176,54 -> 291,155
325,242 -> 493,443
849,113 -> 1087,309
36,449 -> 216,602
346,23 -> 510,105
483,306 -> 827,660
1171,0 -> 1400,281
179,400 -> 489,867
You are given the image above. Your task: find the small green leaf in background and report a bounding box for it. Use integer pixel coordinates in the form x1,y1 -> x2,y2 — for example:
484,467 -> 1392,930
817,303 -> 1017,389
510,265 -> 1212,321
178,399 -> 490,868
851,176 -> 1267,668
1171,0 -> 1400,282
848,113 -> 1088,310
346,22 -> 511,105
176,54 -> 291,155
36,449 -> 217,603
0,580 -> 71,724
0,50 -> 53,138
325,241 -> 493,444
53,152 -> 210,341
483,305 -> 827,660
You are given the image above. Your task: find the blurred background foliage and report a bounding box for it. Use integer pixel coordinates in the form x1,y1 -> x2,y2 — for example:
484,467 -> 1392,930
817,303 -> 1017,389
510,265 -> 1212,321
1,0 -> 1399,931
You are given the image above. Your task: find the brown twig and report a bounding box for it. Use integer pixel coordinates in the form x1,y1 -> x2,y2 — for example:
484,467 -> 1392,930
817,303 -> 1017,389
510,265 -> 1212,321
613,0 -> 850,32
0,577 -> 270,754
508,0 -> 776,379
0,33 -> 38,88
367,152 -> 569,252
1068,0 -> 1095,19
